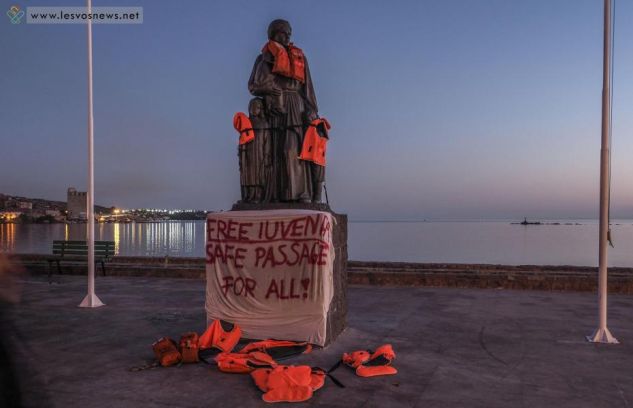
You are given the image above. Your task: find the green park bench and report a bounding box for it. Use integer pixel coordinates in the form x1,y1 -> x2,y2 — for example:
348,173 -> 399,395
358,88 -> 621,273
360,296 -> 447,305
48,240 -> 115,278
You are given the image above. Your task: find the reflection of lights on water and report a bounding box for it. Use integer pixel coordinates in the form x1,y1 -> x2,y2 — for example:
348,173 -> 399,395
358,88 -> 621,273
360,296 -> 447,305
0,221 -> 203,256
133,221 -> 197,256
0,221 -> 202,256
0,224 -> 16,252
138,223 -> 143,253
9,224 -> 15,250
145,223 -> 154,254
169,222 -> 182,254
114,222 -> 120,254
185,222 -> 195,253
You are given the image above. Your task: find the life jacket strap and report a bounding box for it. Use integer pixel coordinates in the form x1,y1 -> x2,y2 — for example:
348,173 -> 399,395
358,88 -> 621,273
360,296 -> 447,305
312,366 -> 345,388
326,359 -> 342,373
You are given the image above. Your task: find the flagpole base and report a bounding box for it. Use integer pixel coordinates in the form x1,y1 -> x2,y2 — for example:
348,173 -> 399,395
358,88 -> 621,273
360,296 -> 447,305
586,327 -> 619,344
79,292 -> 105,308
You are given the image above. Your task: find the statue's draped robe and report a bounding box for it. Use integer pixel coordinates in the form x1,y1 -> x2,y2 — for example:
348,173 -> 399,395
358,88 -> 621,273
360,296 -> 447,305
252,116 -> 272,202
248,50 -> 318,202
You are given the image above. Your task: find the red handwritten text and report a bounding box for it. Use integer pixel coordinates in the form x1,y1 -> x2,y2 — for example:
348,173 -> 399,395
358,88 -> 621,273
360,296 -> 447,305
206,243 -> 247,268
254,242 -> 328,268
265,278 -> 309,300
221,276 -> 256,298
207,219 -> 253,241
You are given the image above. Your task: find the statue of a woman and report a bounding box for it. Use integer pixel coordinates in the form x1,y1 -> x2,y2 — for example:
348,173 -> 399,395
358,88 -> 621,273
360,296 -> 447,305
248,19 -> 319,203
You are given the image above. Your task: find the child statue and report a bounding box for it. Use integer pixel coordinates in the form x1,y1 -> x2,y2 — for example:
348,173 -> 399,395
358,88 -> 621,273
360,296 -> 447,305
236,98 -> 270,203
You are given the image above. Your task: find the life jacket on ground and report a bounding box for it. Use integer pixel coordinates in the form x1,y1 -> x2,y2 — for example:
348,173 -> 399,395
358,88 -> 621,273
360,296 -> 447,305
238,339 -> 312,360
215,351 -> 277,374
299,118 -> 330,166
250,365 -> 324,403
152,337 -> 182,367
198,319 -> 242,353
341,344 -> 397,377
178,332 -> 199,363
233,112 -> 255,145
262,41 -> 306,83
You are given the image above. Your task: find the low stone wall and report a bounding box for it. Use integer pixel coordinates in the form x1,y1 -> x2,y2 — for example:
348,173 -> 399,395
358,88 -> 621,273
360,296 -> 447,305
347,261 -> 633,293
11,253 -> 207,279
7,253 -> 633,293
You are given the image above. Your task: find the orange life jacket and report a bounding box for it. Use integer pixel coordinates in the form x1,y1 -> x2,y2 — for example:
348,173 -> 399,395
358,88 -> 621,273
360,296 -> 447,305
299,118 -> 330,166
341,344 -> 397,377
233,112 -> 255,145
152,337 -> 182,367
238,339 -> 312,360
250,365 -> 323,403
215,351 -> 277,374
198,319 -> 242,353
262,41 -> 306,83
178,332 -> 200,363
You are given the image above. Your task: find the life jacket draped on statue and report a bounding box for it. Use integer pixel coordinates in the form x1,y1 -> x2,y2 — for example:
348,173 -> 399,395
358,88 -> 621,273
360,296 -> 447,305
262,41 -> 306,83
299,118 -> 330,167
233,112 -> 255,145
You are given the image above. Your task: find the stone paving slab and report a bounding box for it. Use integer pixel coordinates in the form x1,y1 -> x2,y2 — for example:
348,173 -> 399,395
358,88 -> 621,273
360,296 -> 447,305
4,274 -> 633,407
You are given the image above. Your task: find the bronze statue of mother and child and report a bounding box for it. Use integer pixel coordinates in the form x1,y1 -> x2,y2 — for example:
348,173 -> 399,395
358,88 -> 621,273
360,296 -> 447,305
233,19 -> 330,205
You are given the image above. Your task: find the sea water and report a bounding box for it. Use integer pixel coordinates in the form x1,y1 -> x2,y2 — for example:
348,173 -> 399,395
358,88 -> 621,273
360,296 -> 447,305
2,220 -> 633,266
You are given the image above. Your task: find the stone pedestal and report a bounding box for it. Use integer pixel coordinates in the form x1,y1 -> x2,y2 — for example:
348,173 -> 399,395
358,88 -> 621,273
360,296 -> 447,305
229,203 -> 347,346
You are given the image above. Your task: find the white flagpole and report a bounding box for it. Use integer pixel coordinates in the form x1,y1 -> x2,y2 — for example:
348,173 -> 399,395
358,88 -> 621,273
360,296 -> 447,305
587,0 -> 616,343
80,0 -> 104,308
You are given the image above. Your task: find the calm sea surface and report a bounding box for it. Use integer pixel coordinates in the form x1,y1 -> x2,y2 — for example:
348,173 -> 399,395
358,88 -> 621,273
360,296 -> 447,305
2,220 -> 633,266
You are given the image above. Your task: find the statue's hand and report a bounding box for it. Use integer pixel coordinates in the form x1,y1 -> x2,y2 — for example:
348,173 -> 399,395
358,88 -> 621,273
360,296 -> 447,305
304,110 -> 318,123
266,88 -> 284,115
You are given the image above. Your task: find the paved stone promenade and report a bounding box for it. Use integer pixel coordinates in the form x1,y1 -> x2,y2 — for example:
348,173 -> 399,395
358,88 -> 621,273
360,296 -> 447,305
4,274 -> 633,407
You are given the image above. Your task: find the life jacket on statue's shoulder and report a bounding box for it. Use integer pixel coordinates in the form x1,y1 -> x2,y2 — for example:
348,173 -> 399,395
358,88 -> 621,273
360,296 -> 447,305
299,118 -> 330,166
198,319 -> 242,353
262,40 -> 306,83
233,112 -> 255,145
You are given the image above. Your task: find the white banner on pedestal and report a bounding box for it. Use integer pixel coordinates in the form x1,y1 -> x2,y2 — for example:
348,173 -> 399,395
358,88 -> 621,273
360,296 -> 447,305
205,210 -> 335,346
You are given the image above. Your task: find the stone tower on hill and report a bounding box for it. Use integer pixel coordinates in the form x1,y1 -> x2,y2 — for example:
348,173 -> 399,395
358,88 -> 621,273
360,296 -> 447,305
67,187 -> 87,220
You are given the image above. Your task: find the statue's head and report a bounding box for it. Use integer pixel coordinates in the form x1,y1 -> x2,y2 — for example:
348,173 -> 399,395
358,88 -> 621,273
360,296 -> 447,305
249,97 -> 264,118
268,19 -> 292,46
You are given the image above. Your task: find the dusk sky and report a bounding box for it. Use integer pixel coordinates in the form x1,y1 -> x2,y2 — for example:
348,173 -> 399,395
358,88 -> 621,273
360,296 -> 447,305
2,0 -> 632,220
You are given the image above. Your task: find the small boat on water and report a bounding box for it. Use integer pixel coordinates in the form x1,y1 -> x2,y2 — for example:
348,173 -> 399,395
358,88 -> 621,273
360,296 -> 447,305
520,217 -> 541,225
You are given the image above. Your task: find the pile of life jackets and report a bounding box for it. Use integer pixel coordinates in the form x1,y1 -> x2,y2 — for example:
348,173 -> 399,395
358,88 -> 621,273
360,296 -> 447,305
151,319 -> 397,403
